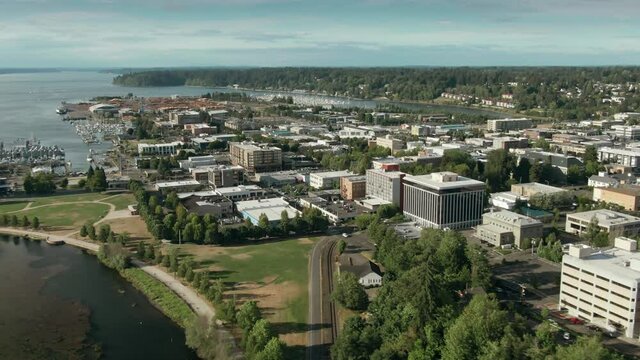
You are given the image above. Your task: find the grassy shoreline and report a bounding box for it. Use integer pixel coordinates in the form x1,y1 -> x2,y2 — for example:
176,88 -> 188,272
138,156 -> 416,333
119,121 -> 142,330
119,268 -> 196,328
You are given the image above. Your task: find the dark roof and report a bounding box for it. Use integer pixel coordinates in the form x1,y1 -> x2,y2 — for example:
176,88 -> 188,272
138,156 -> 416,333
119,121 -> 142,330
338,254 -> 383,279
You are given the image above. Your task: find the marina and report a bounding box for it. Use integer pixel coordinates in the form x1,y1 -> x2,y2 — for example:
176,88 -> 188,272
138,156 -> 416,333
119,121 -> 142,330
0,137 -> 65,165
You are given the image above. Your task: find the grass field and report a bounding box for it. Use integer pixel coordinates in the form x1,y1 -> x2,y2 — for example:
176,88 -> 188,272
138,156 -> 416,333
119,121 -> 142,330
29,192 -> 108,207
175,237 -> 318,345
101,193 -> 136,211
121,268 -> 195,327
20,203 -> 110,228
0,201 -> 29,213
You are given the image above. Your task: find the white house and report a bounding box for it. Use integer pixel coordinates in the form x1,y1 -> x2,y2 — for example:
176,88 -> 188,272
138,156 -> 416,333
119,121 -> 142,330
339,254 -> 383,287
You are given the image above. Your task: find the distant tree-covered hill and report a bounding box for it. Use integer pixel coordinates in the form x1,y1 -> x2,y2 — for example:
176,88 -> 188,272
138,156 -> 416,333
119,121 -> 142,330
113,67 -> 640,119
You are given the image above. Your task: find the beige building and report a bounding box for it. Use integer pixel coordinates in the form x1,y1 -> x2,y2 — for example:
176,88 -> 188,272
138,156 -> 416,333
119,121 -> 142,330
476,210 -> 543,248
229,142 -> 282,175
340,175 -> 366,200
559,238 -> 640,338
593,186 -> 640,211
309,170 -> 352,190
375,135 -> 404,154
511,182 -> 566,198
366,169 -> 405,208
565,210 -> 640,238
487,118 -> 532,132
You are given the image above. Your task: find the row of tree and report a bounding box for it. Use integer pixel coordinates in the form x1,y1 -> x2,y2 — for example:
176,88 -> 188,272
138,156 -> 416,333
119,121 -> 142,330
0,214 -> 40,229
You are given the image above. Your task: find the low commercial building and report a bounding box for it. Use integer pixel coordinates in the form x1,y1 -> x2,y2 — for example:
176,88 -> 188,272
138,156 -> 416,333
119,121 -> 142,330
487,118 -> 532,132
411,125 -> 433,136
402,172 -> 485,229
338,126 -> 375,139
599,147 -> 640,168
511,182 -> 566,199
492,137 -> 529,150
155,180 -> 202,193
559,238 -> 640,338
613,125 -> 640,141
565,210 -> 640,237
593,186 -> 640,211
518,149 -> 584,174
179,155 -> 217,171
192,134 -> 238,150
215,185 -> 266,202
309,170 -> 352,190
489,191 -> 520,210
340,175 -> 367,200
185,123 -> 217,136
589,174 -> 620,189
138,141 -> 183,156
181,194 -> 234,217
106,176 -> 130,190
475,210 -> 543,248
235,197 -> 299,226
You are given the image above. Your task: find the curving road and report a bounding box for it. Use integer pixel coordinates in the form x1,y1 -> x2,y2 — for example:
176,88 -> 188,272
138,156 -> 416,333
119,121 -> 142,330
307,236 -> 339,360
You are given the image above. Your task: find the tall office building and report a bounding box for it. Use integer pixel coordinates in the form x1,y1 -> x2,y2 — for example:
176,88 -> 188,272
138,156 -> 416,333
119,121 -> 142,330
229,142 -> 282,175
403,172 -> 485,229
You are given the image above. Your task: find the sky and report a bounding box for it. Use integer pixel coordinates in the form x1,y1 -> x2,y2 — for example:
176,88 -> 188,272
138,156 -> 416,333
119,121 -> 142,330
1,0 -> 639,67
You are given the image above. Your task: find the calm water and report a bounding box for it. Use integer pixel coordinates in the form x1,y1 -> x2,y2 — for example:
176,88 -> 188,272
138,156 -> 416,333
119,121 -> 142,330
0,71 -> 509,169
0,235 -> 198,360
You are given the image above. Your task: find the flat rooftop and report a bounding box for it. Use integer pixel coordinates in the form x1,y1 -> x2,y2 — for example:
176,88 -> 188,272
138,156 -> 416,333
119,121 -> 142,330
236,197 -> 299,222
403,172 -> 484,190
215,185 -> 263,195
155,180 -> 201,188
311,170 -> 352,179
568,209 -> 640,226
565,246 -> 640,283
484,210 -> 542,226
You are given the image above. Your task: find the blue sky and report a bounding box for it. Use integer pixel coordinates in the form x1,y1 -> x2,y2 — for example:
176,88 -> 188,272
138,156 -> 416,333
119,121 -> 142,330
1,0 -> 639,67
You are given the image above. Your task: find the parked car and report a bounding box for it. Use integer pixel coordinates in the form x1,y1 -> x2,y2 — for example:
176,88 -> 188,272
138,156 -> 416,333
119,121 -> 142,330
563,332 -> 571,340
342,233 -> 350,238
569,317 -> 583,325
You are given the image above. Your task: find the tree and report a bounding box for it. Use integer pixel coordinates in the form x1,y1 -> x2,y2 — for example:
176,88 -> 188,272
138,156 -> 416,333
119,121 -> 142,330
80,224 -> 88,237
21,215 -> 30,227
218,298 -> 237,324
582,218 -> 609,247
258,213 -> 270,236
10,215 -> 18,227
484,150 -> 516,192
332,272 -> 369,310
237,300 -> 262,332
31,217 -> 40,229
514,158 -> 531,183
337,239 -> 347,255
60,178 -> 69,189
245,319 -> 274,357
255,337 -> 285,360
567,165 -> 586,185
279,210 -> 290,234
98,224 -> 111,242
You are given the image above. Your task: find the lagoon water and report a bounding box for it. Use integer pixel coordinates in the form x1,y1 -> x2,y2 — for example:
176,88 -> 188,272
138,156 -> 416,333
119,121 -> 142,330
0,70 -> 510,170
0,235 -> 198,359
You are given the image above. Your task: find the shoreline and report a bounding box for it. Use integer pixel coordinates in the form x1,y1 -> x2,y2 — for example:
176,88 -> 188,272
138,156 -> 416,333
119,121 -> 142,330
0,227 -> 214,321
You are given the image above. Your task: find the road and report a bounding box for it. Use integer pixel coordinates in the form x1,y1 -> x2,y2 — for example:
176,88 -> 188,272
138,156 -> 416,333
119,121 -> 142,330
307,236 -> 339,360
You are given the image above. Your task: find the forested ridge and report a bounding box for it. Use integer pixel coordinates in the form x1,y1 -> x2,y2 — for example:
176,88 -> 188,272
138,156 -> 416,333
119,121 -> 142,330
113,67 -> 640,119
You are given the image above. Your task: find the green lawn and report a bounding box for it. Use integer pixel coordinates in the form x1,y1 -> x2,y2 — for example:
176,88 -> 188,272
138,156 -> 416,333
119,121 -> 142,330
100,194 -> 136,211
0,201 -> 29,213
121,268 -> 195,327
178,237 -> 318,326
29,192 -> 107,207
20,203 -> 110,227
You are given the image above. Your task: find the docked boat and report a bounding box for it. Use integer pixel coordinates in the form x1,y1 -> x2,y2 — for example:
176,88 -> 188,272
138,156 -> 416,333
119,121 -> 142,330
56,106 -> 68,115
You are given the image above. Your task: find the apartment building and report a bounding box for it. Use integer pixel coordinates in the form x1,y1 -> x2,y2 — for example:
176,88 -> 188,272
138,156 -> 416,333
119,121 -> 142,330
207,165 -> 244,188
366,169 -> 405,207
559,238 -> 640,338
309,170 -> 353,190
565,210 -> 640,238
375,135 -> 404,154
229,142 -> 282,175
402,172 -> 485,230
340,175 -> 367,200
599,147 -> 640,168
487,118 -> 532,132
475,210 -> 543,248
593,186 -> 640,211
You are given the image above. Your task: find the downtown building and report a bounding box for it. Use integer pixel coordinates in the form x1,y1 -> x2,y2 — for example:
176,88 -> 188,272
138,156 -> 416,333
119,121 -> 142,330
402,172 -> 485,230
229,142 -> 282,175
